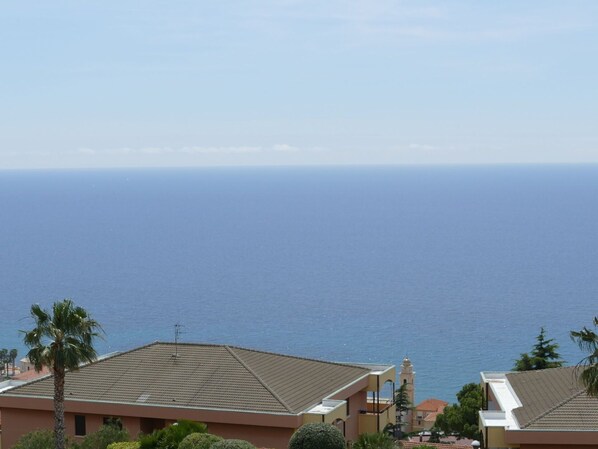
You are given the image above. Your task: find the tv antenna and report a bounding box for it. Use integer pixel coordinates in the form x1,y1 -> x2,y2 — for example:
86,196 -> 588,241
173,323 -> 184,358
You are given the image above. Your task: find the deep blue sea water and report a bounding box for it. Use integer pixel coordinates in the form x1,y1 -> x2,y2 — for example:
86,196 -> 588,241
1,165 -> 597,402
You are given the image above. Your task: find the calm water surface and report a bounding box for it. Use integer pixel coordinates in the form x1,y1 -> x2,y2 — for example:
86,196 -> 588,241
1,165 -> 596,402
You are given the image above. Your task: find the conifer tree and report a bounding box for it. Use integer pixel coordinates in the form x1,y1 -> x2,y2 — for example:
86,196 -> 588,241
513,327 -> 563,371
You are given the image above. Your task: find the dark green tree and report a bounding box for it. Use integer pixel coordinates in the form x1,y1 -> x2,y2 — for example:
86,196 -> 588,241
434,383 -> 483,440
570,316 -> 598,396
77,423 -> 129,449
393,383 -> 411,438
22,299 -> 103,449
10,348 -> 18,375
139,420 -> 207,449
288,423 -> 345,449
513,327 -> 563,371
352,432 -> 394,449
0,348 -> 8,377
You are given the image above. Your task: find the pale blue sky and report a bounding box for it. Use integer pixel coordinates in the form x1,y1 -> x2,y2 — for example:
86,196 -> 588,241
1,1 -> 597,168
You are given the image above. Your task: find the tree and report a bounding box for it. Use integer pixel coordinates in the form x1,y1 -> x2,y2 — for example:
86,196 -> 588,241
22,299 -> 103,449
0,348 -> 8,377
10,348 -> 18,375
288,423 -> 345,449
139,420 -> 207,449
393,383 -> 411,438
570,316 -> 598,396
77,423 -> 129,449
434,383 -> 483,440
352,432 -> 394,449
513,327 -> 563,371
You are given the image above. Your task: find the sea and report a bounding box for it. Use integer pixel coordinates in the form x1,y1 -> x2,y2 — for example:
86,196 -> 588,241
1,165 -> 596,402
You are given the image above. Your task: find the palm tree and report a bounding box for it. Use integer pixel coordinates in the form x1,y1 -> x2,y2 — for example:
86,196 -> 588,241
10,348 -> 18,375
570,316 -> 598,396
22,299 -> 103,449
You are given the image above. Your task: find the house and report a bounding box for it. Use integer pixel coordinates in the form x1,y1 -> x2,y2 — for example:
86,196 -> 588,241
411,398 -> 448,433
479,367 -> 598,448
0,342 -> 396,449
401,442 -> 474,449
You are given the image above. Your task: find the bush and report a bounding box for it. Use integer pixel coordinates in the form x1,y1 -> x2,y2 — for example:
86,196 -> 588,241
13,429 -> 56,449
288,423 -> 345,449
179,433 -> 223,449
13,430 -> 79,449
211,440 -> 256,449
107,443 -> 141,449
353,433 -> 395,449
139,420 -> 208,449
77,424 -> 130,449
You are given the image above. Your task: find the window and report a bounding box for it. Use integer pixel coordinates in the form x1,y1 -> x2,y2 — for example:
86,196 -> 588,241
346,398 -> 350,417
75,415 -> 86,436
103,417 -> 123,429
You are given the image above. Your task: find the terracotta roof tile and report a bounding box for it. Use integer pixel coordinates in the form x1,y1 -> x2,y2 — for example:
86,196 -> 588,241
416,398 -> 448,413
2,342 -> 372,415
507,366 -> 598,430
401,442 -> 473,449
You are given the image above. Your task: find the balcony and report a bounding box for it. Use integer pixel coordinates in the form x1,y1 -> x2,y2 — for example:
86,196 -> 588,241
359,399 -> 396,433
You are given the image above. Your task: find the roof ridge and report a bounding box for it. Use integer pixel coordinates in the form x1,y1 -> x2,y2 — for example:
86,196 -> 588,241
224,346 -> 294,413
155,341 -> 372,371
522,388 -> 585,428
227,345 -> 371,371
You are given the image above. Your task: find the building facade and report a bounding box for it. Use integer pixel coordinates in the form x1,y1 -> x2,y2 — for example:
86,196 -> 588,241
479,367 -> 598,449
0,342 -> 396,449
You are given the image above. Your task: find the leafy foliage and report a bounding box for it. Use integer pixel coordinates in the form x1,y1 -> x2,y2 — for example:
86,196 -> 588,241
571,316 -> 598,396
393,383 -> 411,437
434,383 -> 483,440
13,430 -> 59,449
107,444 -> 140,449
179,433 -> 223,449
288,423 -> 345,449
22,299 -> 103,449
75,424 -> 129,449
0,348 -> 18,377
139,420 -> 208,449
210,440 -> 256,449
513,327 -> 563,371
352,432 -> 395,449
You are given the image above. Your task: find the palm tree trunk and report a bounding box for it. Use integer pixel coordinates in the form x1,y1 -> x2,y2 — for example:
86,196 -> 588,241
54,367 -> 66,449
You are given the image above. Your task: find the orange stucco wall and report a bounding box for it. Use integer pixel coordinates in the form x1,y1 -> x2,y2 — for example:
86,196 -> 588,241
520,445 -> 598,449
506,430 -> 598,447
344,390 -> 366,442
207,423 -> 294,449
0,407 -> 298,449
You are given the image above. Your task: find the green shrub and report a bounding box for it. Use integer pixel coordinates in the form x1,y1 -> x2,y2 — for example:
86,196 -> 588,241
210,439 -> 256,449
13,429 -> 56,449
179,433 -> 223,449
353,433 -> 395,449
13,430 -> 79,449
139,420 -> 208,449
288,423 -> 344,449
77,424 -> 130,449
107,443 -> 141,449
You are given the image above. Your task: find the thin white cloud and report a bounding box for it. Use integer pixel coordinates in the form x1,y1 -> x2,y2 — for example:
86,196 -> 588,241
72,144 -> 324,156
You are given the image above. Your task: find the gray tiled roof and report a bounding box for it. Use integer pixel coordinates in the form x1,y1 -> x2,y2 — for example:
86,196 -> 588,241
507,366 -> 598,430
4,343 -> 370,414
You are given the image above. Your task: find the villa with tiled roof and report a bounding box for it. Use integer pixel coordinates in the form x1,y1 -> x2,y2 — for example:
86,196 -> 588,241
0,342 -> 396,449
480,366 -> 598,448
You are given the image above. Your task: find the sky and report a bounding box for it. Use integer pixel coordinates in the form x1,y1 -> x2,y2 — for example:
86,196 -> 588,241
1,1 -> 598,169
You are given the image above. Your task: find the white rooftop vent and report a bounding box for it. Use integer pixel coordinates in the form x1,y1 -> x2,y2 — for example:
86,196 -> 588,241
136,393 -> 151,403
